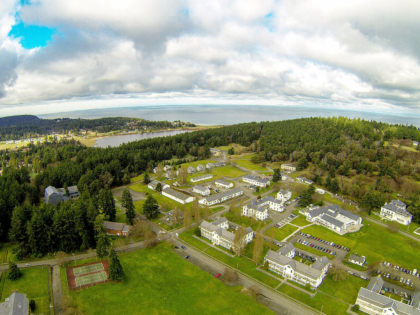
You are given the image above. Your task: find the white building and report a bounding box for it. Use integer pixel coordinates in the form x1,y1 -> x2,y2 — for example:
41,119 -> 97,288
190,174 -> 213,183
243,175 -> 270,188
276,189 -> 292,203
214,162 -> 226,167
302,205 -> 362,234
187,166 -> 196,174
296,176 -> 314,185
147,180 -> 169,191
162,188 -> 195,204
242,195 -> 284,220
200,218 -> 254,250
315,188 -> 325,194
199,188 -> 244,206
163,165 -> 172,171
193,185 -> 210,196
264,243 -> 329,289
380,200 -> 412,225
356,276 -> 420,315
281,164 -> 297,172
348,254 -> 366,266
196,164 -> 206,172
215,179 -> 234,189
206,163 -> 215,169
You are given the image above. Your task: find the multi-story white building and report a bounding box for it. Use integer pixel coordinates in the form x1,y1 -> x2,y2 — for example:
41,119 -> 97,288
163,165 -> 172,172
356,276 -> 420,315
187,166 -> 196,174
147,180 -> 169,191
190,174 -> 213,183
215,179 -> 234,189
192,185 -> 210,196
281,164 -> 297,172
302,205 -> 362,234
200,218 -> 254,250
277,189 -> 292,203
380,200 -> 412,225
242,195 -> 284,220
196,164 -> 206,172
264,243 -> 329,289
162,188 -> 195,204
199,188 -> 244,206
243,175 -> 270,188
206,163 -> 215,169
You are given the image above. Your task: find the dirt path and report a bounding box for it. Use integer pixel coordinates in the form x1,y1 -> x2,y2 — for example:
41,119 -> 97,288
52,265 -> 64,315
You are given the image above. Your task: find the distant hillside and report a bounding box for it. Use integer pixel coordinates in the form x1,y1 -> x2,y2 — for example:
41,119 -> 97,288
0,115 -> 40,127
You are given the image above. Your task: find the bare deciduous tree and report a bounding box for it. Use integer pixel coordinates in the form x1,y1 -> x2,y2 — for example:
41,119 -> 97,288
55,251 -> 68,266
223,267 -> 239,283
130,219 -> 152,239
144,231 -> 158,248
183,209 -> 192,230
202,205 -> 210,220
156,163 -> 163,179
233,224 -> 246,256
252,230 -> 264,265
248,285 -> 262,298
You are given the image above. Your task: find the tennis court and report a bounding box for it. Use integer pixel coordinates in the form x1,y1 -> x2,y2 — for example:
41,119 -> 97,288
73,263 -> 104,277
75,271 -> 107,287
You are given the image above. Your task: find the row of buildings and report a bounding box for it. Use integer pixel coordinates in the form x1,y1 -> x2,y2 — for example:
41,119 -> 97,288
242,189 -> 292,220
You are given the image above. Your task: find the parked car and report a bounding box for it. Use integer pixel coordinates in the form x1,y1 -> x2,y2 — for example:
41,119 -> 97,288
181,245 -> 186,250
184,255 -> 190,259
215,273 -> 221,278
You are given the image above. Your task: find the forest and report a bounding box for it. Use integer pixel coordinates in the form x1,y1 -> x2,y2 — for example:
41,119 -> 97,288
0,115 -> 195,141
0,116 -> 419,257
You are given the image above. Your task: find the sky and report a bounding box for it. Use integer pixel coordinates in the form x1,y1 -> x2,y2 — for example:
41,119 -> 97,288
1,0 -> 420,117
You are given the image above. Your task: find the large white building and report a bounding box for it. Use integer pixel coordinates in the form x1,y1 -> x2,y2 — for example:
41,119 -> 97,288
380,200 -> 412,225
190,174 -> 213,183
302,205 -> 362,234
215,179 -> 234,189
264,243 -> 329,288
147,180 -> 170,191
199,188 -> 244,206
356,276 -> 420,315
276,189 -> 292,203
243,175 -> 270,188
242,195 -> 284,220
281,164 -> 297,172
162,188 -> 195,204
200,218 -> 254,250
192,185 -> 210,196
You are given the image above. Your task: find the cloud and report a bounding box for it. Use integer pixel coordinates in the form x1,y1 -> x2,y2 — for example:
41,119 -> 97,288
0,0 -> 420,114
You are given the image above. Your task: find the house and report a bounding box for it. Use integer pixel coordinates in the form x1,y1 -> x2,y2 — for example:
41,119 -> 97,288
193,185 -> 210,196
190,174 -> 213,183
277,189 -> 292,203
206,163 -> 215,169
147,180 -> 169,191
0,292 -> 30,315
215,179 -> 233,189
296,176 -> 314,185
153,167 -> 157,173
200,219 -> 254,250
356,276 -> 420,315
199,188 -> 244,206
163,165 -> 172,172
281,164 -> 297,172
187,166 -> 196,174
348,254 -> 366,266
44,185 -> 80,205
165,171 -> 176,180
165,209 -> 183,223
302,205 -> 362,234
242,195 -> 284,220
413,141 -> 419,146
210,148 -> 222,155
264,243 -> 329,289
243,175 -> 270,188
103,221 -> 130,236
196,164 -> 206,172
162,188 -> 195,204
315,188 -> 325,194
214,162 -> 226,167
380,200 -> 412,225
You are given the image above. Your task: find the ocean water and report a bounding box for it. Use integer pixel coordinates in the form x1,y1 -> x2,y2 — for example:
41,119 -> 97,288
39,105 -> 420,127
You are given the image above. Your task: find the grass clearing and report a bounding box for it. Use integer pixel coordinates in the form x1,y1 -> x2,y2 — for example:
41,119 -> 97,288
277,285 -> 349,315
290,215 -> 311,227
2,266 -> 50,314
265,225 -> 298,242
130,174 -> 144,183
233,159 -> 267,171
69,244 -> 274,315
212,166 -> 247,178
319,274 -> 368,304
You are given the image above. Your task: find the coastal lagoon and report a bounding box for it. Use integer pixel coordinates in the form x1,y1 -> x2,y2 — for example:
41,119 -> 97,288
93,130 -> 191,148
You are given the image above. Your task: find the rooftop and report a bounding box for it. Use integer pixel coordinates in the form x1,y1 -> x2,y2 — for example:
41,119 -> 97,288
205,187 -> 243,203
163,188 -> 193,201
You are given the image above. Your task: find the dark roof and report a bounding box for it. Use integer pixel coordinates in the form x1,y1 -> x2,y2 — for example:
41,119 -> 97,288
45,186 -> 58,197
193,185 -> 208,192
205,188 -> 243,202
349,254 -> 366,264
0,292 -> 29,315
383,201 -> 411,217
215,179 -> 231,186
103,221 -> 125,231
163,188 -> 193,201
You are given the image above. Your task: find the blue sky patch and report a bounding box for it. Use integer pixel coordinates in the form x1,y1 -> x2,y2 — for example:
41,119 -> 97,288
8,22 -> 56,49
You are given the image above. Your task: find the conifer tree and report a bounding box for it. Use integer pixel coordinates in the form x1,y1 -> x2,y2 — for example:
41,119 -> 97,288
143,172 -> 151,185
7,260 -> 22,280
142,194 -> 159,219
121,188 -> 135,225
108,248 -> 124,280
96,233 -> 109,259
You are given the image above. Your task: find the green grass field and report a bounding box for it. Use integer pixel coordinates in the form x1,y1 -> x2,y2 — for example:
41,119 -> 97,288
318,274 -> 367,304
1,266 -> 50,314
212,166 -> 247,178
290,215 -> 311,227
233,159 -> 267,171
277,285 -> 349,315
301,221 -> 420,269
69,244 -> 274,315
265,225 -> 298,242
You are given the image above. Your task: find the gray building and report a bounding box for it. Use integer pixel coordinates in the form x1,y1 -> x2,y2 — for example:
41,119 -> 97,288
44,185 -> 80,205
0,292 -> 29,315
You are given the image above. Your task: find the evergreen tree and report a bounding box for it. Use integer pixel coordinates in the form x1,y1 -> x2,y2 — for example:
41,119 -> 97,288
121,188 -> 135,225
329,166 -> 336,178
297,157 -> 308,171
7,260 -> 22,280
142,194 -> 159,219
99,187 -> 116,221
228,147 -> 235,155
96,233 -> 109,259
108,248 -> 124,280
272,168 -> 281,183
155,182 -> 162,192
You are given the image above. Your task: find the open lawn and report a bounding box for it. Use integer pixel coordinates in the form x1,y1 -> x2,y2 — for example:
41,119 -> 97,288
212,166 -> 247,178
1,266 -> 50,314
290,215 -> 311,227
319,274 -> 368,304
115,213 -> 127,223
277,285 -> 349,315
129,182 -> 151,194
69,244 -> 274,315
233,159 -> 267,171
265,225 -> 298,242
301,221 -> 420,269
130,174 -> 144,183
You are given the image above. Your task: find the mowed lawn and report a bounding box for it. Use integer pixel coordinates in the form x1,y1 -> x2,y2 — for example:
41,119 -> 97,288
2,266 -> 50,314
318,274 -> 368,304
233,159 -> 267,171
266,225 -> 298,242
70,244 -> 274,315
301,221 -> 420,269
212,166 -> 247,178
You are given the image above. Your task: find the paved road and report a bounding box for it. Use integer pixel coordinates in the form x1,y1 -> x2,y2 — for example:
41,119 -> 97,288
172,237 -> 320,315
52,265 -> 63,315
